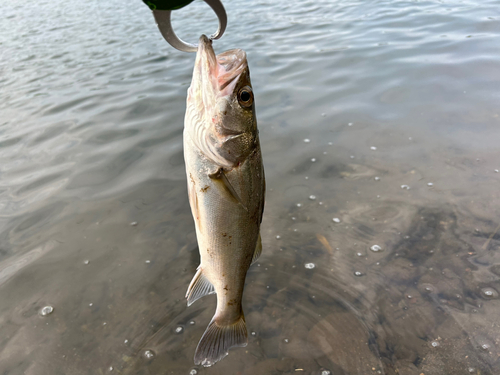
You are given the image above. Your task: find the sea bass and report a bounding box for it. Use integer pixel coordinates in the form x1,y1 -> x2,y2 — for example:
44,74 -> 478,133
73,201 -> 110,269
183,35 -> 265,366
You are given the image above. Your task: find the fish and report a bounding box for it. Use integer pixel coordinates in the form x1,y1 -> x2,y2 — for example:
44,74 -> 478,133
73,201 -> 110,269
183,35 -> 265,367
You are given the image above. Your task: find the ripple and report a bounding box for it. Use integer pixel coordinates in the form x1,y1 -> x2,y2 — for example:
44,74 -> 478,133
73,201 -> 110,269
2,0 -> 500,373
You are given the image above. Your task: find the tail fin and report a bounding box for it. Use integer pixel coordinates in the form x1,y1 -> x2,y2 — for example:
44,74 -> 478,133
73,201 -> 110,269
194,315 -> 248,367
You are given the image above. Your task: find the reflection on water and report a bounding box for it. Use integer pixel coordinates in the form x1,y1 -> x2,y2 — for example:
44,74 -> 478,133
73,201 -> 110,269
1,0 -> 500,373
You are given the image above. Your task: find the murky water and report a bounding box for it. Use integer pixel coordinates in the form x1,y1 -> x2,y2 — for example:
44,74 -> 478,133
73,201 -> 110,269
2,0 -> 500,373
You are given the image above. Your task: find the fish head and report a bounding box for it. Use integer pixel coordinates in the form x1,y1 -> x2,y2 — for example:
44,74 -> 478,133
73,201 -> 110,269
186,35 -> 258,168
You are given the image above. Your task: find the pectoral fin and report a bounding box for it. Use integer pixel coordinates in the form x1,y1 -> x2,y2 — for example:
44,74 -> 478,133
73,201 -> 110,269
187,173 -> 200,228
209,168 -> 247,211
251,233 -> 262,265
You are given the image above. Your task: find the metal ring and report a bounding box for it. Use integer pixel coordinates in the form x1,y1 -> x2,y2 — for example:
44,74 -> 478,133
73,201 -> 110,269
153,0 -> 227,52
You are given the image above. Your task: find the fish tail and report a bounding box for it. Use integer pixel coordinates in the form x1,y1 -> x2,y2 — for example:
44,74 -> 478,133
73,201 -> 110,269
194,313 -> 248,367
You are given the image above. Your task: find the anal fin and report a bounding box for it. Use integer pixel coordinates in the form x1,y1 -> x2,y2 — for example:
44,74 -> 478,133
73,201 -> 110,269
186,267 -> 215,306
251,233 -> 262,265
194,314 -> 248,367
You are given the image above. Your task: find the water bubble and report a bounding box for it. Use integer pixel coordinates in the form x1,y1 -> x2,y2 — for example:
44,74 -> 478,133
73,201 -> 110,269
370,244 -> 382,252
109,367 -> 114,372
175,326 -> 184,334
421,284 -> 435,293
427,182 -> 434,186
309,195 -> 316,200
348,122 -> 353,126
130,222 -> 138,226
190,370 -> 198,375
124,339 -> 129,344
83,260 -> 90,265
322,371 -> 331,375
332,218 -> 341,223
407,295 -> 412,299
350,155 -> 355,159
251,331 -> 256,336
321,113 -> 326,117
311,158 -> 316,162
189,320 -> 195,325
408,137 -> 412,141
283,338 -> 289,343
305,176 -> 309,180
431,341 -> 439,347
370,146 -> 377,151
143,350 -> 155,359
481,343 -> 490,350
39,306 -> 54,316
468,368 -> 475,373
401,185 -> 410,190
328,142 -> 333,145
89,303 -> 93,306
354,271 -> 363,277
374,176 -> 380,181
356,252 -> 363,257
303,138 -> 310,143
276,235 -> 281,239
145,260 -> 151,264
481,287 -> 498,299
291,217 -> 296,220
304,263 -> 315,269
495,169 -> 499,173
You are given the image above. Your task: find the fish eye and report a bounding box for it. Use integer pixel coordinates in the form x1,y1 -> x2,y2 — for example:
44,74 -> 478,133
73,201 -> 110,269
238,86 -> 253,108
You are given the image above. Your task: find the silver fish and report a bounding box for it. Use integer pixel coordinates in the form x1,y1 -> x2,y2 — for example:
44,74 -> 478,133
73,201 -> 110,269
183,35 -> 265,366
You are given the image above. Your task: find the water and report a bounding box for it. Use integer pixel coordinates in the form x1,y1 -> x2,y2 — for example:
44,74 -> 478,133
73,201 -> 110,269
1,0 -> 500,374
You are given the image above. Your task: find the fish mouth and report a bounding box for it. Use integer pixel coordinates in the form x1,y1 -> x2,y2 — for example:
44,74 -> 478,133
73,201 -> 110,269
195,35 -> 247,97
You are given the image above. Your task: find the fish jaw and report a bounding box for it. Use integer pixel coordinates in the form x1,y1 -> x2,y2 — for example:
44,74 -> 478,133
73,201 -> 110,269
190,35 -> 247,100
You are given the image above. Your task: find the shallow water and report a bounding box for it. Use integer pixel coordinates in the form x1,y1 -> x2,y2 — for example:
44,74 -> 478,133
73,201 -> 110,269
1,0 -> 500,374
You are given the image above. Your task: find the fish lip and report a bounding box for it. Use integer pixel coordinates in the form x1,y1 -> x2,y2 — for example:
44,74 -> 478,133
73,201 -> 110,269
197,35 -> 217,69
196,35 -> 247,95
195,35 -> 218,86
216,49 -> 247,95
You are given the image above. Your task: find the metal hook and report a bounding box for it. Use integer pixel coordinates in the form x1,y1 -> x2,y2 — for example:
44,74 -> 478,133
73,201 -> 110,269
153,0 -> 227,52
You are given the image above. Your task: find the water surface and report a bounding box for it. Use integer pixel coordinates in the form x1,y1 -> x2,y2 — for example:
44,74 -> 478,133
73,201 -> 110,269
1,0 -> 500,374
